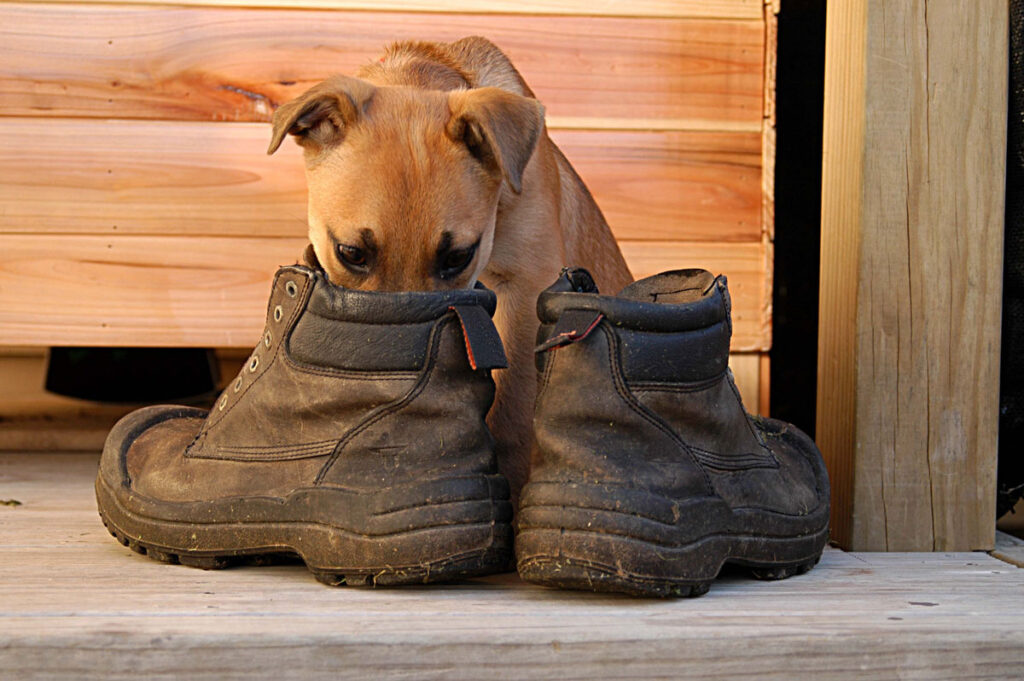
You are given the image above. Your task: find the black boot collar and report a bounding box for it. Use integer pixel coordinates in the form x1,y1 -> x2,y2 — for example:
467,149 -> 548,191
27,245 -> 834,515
278,263 -> 498,324
537,267 -> 729,332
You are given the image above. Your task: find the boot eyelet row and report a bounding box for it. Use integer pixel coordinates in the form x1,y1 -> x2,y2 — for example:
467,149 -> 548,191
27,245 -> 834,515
273,305 -> 283,322
285,281 -> 298,297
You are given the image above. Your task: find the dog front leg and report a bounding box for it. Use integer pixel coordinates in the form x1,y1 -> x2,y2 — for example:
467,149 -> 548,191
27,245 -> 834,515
486,281 -> 543,508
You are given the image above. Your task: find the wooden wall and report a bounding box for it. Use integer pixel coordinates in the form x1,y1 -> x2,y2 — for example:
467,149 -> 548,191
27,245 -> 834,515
0,0 -> 776,444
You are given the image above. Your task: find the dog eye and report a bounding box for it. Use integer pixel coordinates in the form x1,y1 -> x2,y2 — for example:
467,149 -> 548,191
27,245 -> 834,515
337,244 -> 369,272
438,243 -> 478,280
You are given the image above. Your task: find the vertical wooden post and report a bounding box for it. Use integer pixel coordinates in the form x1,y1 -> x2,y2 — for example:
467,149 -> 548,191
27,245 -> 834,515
818,0 -> 1007,551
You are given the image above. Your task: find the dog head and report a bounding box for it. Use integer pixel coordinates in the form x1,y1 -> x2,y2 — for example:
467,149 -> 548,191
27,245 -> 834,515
268,75 -> 545,291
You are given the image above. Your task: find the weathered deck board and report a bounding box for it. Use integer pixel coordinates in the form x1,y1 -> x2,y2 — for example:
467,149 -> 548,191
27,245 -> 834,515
0,3 -> 764,127
993,531 -> 1024,568
1,453 -> 1022,680
0,119 -> 763,243
0,236 -> 769,350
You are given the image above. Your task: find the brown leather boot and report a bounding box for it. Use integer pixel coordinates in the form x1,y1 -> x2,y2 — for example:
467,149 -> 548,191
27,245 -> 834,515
516,268 -> 830,597
96,254 -> 512,586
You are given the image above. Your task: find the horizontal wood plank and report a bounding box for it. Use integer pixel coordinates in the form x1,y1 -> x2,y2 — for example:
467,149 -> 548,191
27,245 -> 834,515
0,3 -> 764,127
2,453 -> 1024,680
0,236 -> 769,350
0,119 -> 763,243
10,0 -> 764,20
559,129 -> 762,241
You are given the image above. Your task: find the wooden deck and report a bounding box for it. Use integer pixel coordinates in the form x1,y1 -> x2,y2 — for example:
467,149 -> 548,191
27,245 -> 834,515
2,452 -> 1023,680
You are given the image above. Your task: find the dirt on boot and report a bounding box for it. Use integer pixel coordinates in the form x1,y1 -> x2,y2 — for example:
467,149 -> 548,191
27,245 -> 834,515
516,268 -> 830,597
96,258 -> 512,586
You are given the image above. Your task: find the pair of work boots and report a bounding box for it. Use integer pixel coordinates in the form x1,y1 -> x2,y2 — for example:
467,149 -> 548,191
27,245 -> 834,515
96,256 -> 829,597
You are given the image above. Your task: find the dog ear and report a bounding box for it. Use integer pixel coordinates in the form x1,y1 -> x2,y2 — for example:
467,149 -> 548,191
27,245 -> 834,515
446,36 -> 536,98
447,87 -> 545,194
267,76 -> 376,155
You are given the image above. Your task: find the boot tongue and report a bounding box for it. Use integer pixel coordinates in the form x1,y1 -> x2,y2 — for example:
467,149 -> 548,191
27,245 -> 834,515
548,267 -> 600,294
617,269 -> 717,304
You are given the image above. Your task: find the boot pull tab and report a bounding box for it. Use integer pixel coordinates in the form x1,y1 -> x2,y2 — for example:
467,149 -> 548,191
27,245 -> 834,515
535,310 -> 604,353
448,305 -> 508,371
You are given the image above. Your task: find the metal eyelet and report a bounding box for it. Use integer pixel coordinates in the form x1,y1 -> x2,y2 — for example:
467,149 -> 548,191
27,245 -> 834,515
285,281 -> 298,297
233,377 -> 242,393
249,356 -> 259,372
264,330 -> 272,348
273,305 -> 283,322
218,395 -> 228,411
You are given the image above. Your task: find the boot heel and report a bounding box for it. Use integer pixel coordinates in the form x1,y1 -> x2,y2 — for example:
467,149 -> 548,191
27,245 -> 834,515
747,555 -> 821,581
516,527 -> 717,598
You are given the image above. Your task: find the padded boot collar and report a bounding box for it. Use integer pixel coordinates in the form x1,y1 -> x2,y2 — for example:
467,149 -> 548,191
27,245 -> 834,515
283,264 -> 498,324
537,267 -> 729,333
282,258 -> 505,372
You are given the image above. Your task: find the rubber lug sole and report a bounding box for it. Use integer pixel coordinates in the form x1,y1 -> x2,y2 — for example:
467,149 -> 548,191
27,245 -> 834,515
100,511 -> 510,585
518,551 -> 823,598
98,477 -> 512,587
516,526 -> 828,598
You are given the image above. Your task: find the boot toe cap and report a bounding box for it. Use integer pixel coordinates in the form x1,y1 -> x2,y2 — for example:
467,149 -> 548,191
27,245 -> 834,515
98,405 -> 208,495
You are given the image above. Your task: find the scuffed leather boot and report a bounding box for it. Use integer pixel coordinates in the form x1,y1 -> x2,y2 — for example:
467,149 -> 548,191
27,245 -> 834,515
516,268 -> 829,597
96,253 -> 512,586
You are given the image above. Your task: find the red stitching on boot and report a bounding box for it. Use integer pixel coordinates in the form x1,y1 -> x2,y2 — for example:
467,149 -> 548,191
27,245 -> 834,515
535,313 -> 604,353
449,306 -> 478,370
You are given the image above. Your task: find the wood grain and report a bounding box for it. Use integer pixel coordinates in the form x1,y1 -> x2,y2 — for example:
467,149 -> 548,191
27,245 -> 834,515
0,3 -> 765,127
2,453 -> 1023,680
0,236 -> 769,351
0,119 -> 763,244
816,0 -> 865,554
817,0 -> 1005,551
762,2 -> 777,127
10,0 -> 764,20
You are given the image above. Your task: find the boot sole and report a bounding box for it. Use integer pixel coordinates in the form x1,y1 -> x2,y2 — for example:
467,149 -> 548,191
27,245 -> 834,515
516,418 -> 830,598
96,468 -> 513,587
516,523 -> 827,598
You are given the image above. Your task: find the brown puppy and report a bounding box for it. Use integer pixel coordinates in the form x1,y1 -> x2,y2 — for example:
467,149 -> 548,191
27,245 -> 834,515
267,37 -> 633,502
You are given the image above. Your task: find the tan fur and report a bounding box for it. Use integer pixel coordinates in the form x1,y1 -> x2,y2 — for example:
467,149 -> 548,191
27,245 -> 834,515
268,37 -> 633,502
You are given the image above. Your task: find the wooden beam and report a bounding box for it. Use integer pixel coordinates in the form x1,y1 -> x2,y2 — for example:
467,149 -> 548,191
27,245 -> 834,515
0,3 -> 764,128
0,119 -> 763,244
817,0 -> 1006,551
0,236 -> 770,351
